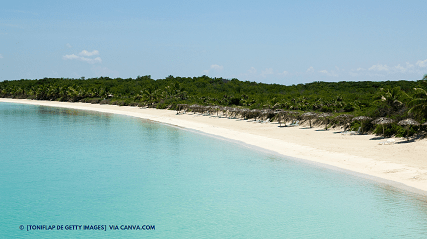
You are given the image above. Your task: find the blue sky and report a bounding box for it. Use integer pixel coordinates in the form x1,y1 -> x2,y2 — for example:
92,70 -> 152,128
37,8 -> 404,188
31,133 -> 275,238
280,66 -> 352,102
1,0 -> 426,85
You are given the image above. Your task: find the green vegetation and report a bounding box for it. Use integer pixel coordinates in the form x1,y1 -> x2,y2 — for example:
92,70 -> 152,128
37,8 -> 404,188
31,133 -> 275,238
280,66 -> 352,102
1,74 -> 426,137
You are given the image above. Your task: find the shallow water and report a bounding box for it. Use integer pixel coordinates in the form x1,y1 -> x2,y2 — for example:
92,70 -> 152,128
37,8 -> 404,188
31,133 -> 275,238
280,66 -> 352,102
1,102 -> 427,238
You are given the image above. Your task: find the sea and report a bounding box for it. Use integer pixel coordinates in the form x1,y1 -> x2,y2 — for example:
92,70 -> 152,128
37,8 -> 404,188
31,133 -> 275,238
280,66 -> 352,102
1,102 -> 427,238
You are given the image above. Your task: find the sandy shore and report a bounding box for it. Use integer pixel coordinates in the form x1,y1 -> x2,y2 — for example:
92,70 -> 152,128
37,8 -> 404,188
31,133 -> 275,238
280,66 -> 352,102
2,98 -> 427,194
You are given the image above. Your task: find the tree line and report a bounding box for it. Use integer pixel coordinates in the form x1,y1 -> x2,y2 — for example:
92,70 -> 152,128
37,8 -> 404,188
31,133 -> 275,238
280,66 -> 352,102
1,74 -> 426,137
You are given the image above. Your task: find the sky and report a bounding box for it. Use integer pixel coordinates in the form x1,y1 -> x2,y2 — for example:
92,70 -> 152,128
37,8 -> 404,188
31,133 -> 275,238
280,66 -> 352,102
1,0 -> 427,85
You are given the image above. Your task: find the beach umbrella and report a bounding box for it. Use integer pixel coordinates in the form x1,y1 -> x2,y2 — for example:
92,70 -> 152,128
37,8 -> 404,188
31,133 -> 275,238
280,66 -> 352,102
176,104 -> 182,113
182,104 -> 189,113
352,116 -> 372,134
227,107 -> 235,118
238,108 -> 248,119
194,105 -> 202,113
176,104 -> 188,114
286,111 -> 300,125
398,118 -> 420,141
372,117 -> 394,124
274,109 -> 284,126
353,116 -> 372,121
274,109 -> 284,116
372,117 -> 394,137
302,112 -> 317,128
202,105 -> 211,114
189,104 -> 201,113
371,117 -> 394,124
277,110 -> 290,126
335,114 -> 354,131
335,114 -> 354,122
250,109 -> 261,121
231,107 -> 241,119
204,105 -> 212,115
212,105 -> 220,116
261,109 -> 274,121
222,106 -> 232,117
318,113 -> 333,130
261,109 -> 274,115
198,105 -> 205,114
218,106 -> 227,117
398,118 -> 420,126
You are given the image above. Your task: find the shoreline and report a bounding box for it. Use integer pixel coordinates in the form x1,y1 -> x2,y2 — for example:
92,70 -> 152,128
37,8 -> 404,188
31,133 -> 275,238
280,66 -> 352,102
2,98 -> 427,195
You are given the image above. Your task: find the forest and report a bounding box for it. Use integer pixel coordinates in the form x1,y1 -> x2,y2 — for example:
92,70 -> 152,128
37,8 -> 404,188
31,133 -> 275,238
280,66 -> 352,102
1,74 -> 427,138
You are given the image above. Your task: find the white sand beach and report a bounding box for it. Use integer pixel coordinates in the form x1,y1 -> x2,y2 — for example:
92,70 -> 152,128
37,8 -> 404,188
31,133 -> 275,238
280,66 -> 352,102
2,98 -> 427,194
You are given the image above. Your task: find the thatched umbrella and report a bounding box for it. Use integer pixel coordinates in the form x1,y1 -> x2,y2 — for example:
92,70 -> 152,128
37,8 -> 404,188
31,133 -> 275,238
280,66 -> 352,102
222,106 -> 232,118
189,104 -> 202,113
176,104 -> 188,114
398,118 -> 419,126
250,109 -> 261,121
231,107 -> 241,119
286,111 -> 300,125
335,114 -> 354,131
203,105 -> 211,115
261,109 -> 274,121
239,108 -> 247,119
352,116 -> 372,134
302,112 -> 317,128
318,113 -> 333,130
372,117 -> 394,137
227,107 -> 236,118
274,109 -> 284,126
206,105 -> 218,116
398,118 -> 420,141
353,116 -> 372,121
223,107 -> 232,118
211,105 -> 220,116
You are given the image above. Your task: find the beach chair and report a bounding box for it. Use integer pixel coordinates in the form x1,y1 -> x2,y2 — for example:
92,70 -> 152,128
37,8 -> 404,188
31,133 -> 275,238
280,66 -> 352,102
341,127 -> 362,136
378,139 -> 396,145
385,139 -> 396,145
289,120 -> 299,127
349,127 -> 362,135
261,118 -> 271,124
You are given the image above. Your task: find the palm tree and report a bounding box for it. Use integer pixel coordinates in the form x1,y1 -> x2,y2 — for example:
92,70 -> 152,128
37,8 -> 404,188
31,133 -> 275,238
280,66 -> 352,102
408,87 -> 427,121
373,87 -> 408,116
67,85 -> 80,102
142,88 -> 159,106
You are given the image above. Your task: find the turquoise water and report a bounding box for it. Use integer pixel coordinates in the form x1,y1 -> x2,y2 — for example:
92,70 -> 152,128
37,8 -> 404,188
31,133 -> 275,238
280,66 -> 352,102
1,102 -> 427,238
